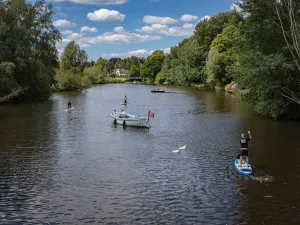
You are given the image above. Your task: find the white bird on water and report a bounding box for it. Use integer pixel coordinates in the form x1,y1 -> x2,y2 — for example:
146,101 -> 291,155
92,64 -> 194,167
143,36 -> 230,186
172,149 -> 180,153
178,144 -> 187,150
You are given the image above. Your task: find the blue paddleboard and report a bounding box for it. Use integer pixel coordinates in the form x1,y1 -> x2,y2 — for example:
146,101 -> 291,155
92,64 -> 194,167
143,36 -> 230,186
234,158 -> 252,176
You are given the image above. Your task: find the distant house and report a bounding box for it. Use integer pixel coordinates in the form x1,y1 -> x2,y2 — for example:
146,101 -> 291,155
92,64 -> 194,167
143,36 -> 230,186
113,69 -> 128,76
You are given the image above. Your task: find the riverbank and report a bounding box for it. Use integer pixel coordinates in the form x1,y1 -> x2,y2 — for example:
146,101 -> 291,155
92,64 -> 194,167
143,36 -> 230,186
53,77 -> 127,92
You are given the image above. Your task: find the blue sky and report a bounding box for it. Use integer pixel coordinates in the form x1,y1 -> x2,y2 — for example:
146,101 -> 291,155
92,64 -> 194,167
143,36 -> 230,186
45,0 -> 237,60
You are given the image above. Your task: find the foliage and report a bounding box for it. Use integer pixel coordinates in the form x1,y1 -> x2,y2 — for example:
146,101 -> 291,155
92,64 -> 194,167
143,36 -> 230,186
0,0 -> 61,101
205,47 -> 221,88
154,71 -> 163,84
84,65 -> 106,84
0,62 -> 17,97
60,41 -> 88,74
140,50 -> 165,83
129,64 -> 139,77
56,69 -> 91,91
233,0 -> 300,119
161,11 -> 243,87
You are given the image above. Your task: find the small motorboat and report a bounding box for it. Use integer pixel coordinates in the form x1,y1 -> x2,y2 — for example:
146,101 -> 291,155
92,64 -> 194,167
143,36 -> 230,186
111,111 -> 151,128
151,88 -> 165,93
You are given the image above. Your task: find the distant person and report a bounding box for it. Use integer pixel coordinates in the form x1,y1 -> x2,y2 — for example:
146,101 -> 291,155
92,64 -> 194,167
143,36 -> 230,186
68,100 -> 71,109
240,131 -> 252,165
124,95 -> 127,104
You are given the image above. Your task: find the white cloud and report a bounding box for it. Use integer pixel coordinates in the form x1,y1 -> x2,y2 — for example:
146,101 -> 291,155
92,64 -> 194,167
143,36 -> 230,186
136,23 -> 195,37
102,47 -> 170,58
53,19 -> 76,28
230,1 -> 242,12
136,24 -> 168,33
183,23 -> 194,29
180,14 -> 198,22
51,0 -> 128,5
159,26 -> 194,36
114,26 -> 125,33
79,43 -> 90,48
87,9 -> 125,22
143,15 -> 178,24
81,32 -> 161,44
61,30 -> 73,35
57,27 -> 161,59
67,32 -> 84,39
80,26 -> 98,33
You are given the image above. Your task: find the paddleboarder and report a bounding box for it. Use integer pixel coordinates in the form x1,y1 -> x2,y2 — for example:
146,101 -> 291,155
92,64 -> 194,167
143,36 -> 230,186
67,100 -> 72,109
240,131 -> 252,165
124,95 -> 127,104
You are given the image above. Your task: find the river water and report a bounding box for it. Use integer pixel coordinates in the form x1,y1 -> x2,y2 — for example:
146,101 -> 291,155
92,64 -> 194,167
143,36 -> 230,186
0,84 -> 299,225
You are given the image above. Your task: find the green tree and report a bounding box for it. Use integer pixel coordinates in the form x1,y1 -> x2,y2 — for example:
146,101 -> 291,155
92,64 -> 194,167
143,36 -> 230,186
205,48 -> 221,88
129,64 -> 139,77
140,50 -> 165,83
60,41 -> 88,74
0,0 -> 61,101
234,0 -> 300,119
205,24 -> 242,88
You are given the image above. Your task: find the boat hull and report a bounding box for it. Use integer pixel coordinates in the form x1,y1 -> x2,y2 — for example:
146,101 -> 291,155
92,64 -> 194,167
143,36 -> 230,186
111,113 -> 150,128
151,90 -> 165,93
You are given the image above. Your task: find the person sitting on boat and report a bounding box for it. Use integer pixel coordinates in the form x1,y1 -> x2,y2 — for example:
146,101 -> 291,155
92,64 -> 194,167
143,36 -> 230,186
120,109 -> 126,118
67,100 -> 71,109
124,95 -> 127,104
240,131 -> 252,165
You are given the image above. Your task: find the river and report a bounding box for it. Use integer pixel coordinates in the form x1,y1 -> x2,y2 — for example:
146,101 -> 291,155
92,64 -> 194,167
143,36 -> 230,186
0,84 -> 299,225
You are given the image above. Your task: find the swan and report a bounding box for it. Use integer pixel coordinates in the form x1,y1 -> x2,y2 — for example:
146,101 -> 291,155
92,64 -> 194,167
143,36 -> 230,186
172,149 -> 180,153
178,144 -> 186,150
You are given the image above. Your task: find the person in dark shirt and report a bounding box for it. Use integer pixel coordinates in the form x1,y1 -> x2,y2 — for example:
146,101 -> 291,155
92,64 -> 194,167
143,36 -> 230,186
68,100 -> 71,109
240,131 -> 252,165
124,95 -> 127,104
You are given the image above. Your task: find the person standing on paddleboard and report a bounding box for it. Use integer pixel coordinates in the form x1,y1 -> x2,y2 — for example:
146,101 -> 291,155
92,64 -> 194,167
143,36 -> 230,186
240,131 -> 252,165
68,100 -> 72,109
124,95 -> 127,104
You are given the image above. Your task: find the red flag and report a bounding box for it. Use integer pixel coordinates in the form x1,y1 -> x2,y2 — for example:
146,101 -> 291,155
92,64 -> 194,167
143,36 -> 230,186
148,111 -> 154,118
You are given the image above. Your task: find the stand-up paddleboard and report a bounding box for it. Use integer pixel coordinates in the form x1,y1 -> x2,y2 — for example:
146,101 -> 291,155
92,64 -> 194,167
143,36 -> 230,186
234,158 -> 252,176
65,107 -> 75,112
121,103 -> 128,105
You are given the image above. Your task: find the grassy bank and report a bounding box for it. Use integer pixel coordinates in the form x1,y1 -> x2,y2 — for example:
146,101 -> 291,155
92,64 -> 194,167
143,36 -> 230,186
54,71 -> 127,92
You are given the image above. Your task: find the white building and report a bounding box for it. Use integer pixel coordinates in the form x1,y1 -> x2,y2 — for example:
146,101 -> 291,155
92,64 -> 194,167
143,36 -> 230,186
113,69 -> 128,76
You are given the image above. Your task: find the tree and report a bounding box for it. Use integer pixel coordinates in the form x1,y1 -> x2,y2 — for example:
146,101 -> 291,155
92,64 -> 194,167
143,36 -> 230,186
0,0 -> 61,101
140,50 -> 165,83
275,0 -> 300,104
60,41 -> 88,74
205,48 -> 221,88
233,0 -> 300,119
206,25 -> 242,88
129,64 -> 139,77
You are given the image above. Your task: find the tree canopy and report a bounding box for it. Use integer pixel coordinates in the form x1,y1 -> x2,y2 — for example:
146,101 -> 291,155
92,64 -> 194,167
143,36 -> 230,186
0,0 -> 61,101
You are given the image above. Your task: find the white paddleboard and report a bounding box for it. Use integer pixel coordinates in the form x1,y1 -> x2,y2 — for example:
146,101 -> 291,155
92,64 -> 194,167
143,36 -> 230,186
65,107 -> 75,111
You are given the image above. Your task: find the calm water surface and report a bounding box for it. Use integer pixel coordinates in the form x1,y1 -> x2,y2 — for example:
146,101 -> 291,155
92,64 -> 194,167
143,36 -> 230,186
0,84 -> 299,225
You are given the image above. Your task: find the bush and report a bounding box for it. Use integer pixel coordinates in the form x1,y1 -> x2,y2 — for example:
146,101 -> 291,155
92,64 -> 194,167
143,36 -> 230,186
56,69 -> 91,91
